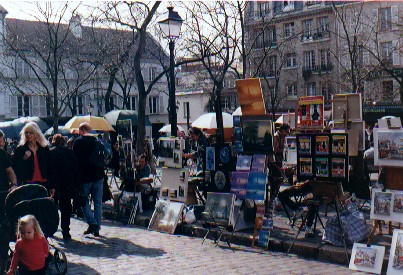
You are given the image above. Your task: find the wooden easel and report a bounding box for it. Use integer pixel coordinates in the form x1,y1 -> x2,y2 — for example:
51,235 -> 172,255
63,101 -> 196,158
367,167 -> 403,245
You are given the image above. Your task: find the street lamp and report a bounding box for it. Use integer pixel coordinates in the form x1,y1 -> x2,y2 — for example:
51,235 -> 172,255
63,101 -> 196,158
158,6 -> 183,137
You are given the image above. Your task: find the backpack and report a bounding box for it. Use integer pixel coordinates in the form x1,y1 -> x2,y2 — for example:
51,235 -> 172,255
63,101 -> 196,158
89,139 -> 113,168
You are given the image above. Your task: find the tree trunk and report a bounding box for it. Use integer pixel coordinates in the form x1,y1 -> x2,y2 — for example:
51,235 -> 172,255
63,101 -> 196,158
214,83 -> 225,145
104,68 -> 118,113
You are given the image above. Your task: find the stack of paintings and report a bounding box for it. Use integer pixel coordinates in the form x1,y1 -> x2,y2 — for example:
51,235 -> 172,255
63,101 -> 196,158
370,189 -> 403,223
296,133 -> 348,181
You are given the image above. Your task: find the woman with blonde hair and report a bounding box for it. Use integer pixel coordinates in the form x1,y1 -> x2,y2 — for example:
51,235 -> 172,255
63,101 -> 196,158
12,122 -> 54,196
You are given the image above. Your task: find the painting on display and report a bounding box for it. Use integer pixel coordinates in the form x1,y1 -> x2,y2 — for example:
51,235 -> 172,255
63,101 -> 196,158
299,158 -> 313,177
332,135 -> 347,155
298,96 -> 324,129
297,136 -> 312,155
370,189 -> 403,223
387,229 -> 403,275
251,154 -> 267,172
331,158 -> 346,179
241,115 -> 274,155
206,147 -> 215,171
235,78 -> 266,115
374,129 -> 403,167
315,135 -> 329,155
204,192 -> 235,226
148,200 -> 185,234
236,155 -> 253,171
349,243 -> 385,274
230,172 -> 249,200
246,172 -> 267,200
284,136 -> 297,165
314,158 -> 329,178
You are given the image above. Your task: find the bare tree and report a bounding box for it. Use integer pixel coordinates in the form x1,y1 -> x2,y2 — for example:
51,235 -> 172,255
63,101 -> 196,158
0,2 -> 99,132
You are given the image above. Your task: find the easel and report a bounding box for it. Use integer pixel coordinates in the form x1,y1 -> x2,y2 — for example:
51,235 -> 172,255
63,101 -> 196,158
366,167 -> 403,245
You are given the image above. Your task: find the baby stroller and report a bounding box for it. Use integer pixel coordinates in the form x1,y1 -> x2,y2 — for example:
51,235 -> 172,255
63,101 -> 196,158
0,184 -> 67,274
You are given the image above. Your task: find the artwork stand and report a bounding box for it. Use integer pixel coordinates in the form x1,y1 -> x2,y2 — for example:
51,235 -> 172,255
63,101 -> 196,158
367,167 -> 403,246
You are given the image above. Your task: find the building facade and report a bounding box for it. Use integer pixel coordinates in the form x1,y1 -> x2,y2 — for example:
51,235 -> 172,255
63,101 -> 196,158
0,6 -> 170,131
245,1 -> 403,117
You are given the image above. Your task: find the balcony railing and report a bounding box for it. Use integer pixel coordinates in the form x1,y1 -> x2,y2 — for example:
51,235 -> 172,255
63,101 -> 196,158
300,30 -> 330,42
302,63 -> 333,74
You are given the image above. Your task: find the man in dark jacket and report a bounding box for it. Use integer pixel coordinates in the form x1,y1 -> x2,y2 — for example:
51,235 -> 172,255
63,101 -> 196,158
49,134 -> 78,241
73,122 -> 104,236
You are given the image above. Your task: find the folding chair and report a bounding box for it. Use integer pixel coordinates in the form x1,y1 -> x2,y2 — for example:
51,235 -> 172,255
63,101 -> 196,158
201,211 -> 234,249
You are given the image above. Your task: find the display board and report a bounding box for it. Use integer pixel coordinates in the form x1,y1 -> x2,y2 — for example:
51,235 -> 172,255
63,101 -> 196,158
296,133 -> 349,182
332,93 -> 362,122
298,95 -> 324,129
159,167 -> 189,203
158,137 -> 185,168
235,78 -> 266,115
374,128 -> 403,167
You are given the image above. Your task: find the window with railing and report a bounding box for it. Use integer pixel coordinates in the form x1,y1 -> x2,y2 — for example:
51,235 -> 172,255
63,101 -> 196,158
317,16 -> 329,33
320,49 -> 331,71
306,1 -> 321,7
286,85 -> 298,98
258,2 -> 270,17
268,55 -> 277,77
303,51 -> 315,70
302,19 -> 313,38
321,82 -> 332,101
266,27 -> 277,47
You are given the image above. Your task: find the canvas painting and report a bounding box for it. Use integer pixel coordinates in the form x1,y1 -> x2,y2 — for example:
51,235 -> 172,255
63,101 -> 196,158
387,230 -> 403,275
205,192 -> 235,226
206,146 -> 215,171
331,158 -> 346,178
235,141 -> 243,153
298,136 -> 311,155
233,115 -> 241,127
241,116 -> 274,154
148,200 -> 184,234
332,135 -> 347,155
251,154 -> 267,172
299,158 -> 313,176
236,78 -> 266,115
246,172 -> 266,200
315,136 -> 329,155
375,129 -> 403,167
258,229 -> 270,248
286,136 -> 297,150
393,193 -> 403,213
158,137 -> 184,168
374,192 -> 392,216
160,167 -> 189,203
205,170 -> 211,183
349,243 -> 385,274
298,96 -> 324,129
159,138 -> 175,158
315,158 -> 329,177
234,127 -> 242,140
236,155 -> 253,171
230,172 -> 249,200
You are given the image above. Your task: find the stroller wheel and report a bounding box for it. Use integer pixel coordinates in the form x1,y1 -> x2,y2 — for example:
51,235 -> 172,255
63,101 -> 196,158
53,249 -> 67,275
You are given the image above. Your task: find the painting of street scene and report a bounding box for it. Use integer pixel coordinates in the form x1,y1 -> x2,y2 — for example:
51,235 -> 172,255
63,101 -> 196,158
392,233 -> 403,270
394,193 -> 403,213
148,200 -> 184,234
241,116 -> 273,154
354,247 -> 377,268
377,131 -> 403,160
373,192 -> 392,216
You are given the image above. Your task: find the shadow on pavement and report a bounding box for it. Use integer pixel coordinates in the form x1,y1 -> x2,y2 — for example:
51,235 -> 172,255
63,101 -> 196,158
47,262 -> 100,275
53,235 -> 165,259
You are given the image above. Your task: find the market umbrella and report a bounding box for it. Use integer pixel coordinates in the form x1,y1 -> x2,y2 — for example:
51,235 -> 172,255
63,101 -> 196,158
191,112 -> 233,129
159,124 -> 186,133
44,125 -> 73,136
103,110 -> 151,127
64,115 -> 115,132
12,116 -> 49,132
0,121 -> 23,138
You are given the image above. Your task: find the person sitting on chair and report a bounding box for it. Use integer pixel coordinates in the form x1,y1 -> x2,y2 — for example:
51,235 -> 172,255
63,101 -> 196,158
135,154 -> 152,191
278,180 -> 316,237
109,141 -> 120,178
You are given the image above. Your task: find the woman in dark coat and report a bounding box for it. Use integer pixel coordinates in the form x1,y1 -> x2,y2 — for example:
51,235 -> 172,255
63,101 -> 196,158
12,122 -> 54,196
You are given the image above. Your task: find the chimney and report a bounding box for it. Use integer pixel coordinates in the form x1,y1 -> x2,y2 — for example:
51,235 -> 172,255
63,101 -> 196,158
70,14 -> 82,38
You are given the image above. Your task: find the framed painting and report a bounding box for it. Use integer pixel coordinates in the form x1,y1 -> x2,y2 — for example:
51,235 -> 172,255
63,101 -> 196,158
370,189 -> 403,222
205,192 -> 235,226
240,115 -> 274,155
148,200 -> 184,234
349,243 -> 385,274
387,229 -> 403,275
374,128 -> 403,167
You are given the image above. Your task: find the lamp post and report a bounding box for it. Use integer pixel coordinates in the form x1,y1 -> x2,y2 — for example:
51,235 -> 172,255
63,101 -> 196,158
158,6 -> 183,137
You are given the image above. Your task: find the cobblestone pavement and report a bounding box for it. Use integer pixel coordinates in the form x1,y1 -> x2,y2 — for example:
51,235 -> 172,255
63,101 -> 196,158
48,217 -> 366,275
